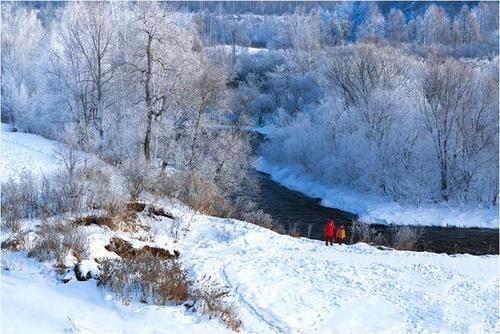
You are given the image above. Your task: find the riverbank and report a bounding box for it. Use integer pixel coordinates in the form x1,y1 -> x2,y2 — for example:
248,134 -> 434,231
254,158 -> 499,229
3,201 -> 499,333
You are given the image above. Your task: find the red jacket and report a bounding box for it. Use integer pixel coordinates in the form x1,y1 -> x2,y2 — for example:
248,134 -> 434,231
325,220 -> 335,237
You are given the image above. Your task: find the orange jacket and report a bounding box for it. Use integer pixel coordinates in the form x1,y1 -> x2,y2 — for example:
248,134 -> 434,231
336,227 -> 346,240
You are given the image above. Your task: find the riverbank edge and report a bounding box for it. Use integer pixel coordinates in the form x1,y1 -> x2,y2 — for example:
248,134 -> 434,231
254,158 -> 499,229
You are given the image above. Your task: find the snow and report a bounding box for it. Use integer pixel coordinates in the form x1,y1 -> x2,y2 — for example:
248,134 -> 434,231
1,253 -> 229,334
3,208 -> 498,333
1,125 -> 499,333
255,158 -> 500,229
1,124 -> 64,180
175,214 -> 499,333
207,44 -> 268,55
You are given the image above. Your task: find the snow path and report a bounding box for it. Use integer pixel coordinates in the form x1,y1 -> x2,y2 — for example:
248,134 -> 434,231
175,214 -> 500,333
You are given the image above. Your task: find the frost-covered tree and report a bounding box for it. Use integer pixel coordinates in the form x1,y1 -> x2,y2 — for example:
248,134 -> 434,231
127,2 -> 199,161
325,44 -> 406,108
46,1 -> 122,151
423,5 -> 450,45
356,3 -> 385,42
1,4 -> 43,128
418,60 -> 474,201
288,6 -> 322,72
386,9 -> 406,44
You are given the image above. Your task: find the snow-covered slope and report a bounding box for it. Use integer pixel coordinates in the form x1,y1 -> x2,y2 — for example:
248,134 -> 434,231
255,158 -> 499,229
169,209 -> 500,333
2,207 -> 499,333
1,252 -> 229,334
1,126 -> 499,333
1,124 -> 64,179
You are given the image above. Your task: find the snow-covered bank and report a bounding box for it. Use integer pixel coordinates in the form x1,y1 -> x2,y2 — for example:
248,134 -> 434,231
1,252 -> 228,334
255,158 -> 499,229
3,205 -> 499,333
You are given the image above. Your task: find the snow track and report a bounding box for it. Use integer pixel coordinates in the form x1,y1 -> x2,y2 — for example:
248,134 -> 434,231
221,263 -> 289,334
180,215 -> 499,333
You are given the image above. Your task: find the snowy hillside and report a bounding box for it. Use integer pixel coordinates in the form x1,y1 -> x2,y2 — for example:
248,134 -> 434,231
1,124 -> 64,179
1,125 -> 499,333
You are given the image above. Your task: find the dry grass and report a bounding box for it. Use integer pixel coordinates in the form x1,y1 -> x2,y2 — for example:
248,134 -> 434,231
97,251 -> 241,331
97,255 -> 189,305
1,172 -> 38,228
73,215 -> 116,230
28,221 -> 88,263
350,220 -> 387,245
1,232 -> 30,252
189,276 -> 242,332
392,225 -> 422,251
104,237 -> 179,260
1,250 -> 25,271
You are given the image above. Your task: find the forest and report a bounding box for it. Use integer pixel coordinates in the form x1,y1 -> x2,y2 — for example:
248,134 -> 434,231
2,1 -> 498,208
1,2 -> 499,332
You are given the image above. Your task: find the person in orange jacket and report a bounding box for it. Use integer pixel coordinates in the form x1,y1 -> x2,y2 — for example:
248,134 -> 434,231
336,225 -> 347,245
324,218 -> 335,246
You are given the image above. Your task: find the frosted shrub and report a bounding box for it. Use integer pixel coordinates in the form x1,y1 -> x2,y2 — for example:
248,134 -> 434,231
189,276 -> 242,332
233,197 -> 283,233
178,174 -> 233,216
351,220 -> 387,246
98,255 -> 189,305
1,172 -> 39,227
28,221 -> 88,263
123,156 -> 152,200
81,166 -> 128,216
392,225 -> 422,251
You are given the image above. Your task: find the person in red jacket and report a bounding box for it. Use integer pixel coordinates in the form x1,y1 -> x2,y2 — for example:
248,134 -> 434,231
324,218 -> 335,246
336,225 -> 347,245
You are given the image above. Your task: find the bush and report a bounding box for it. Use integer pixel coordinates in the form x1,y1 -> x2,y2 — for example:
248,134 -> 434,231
350,220 -> 387,246
181,175 -> 233,216
1,172 -> 39,227
122,156 -> 153,200
232,197 -> 284,234
97,255 -> 189,305
392,225 -> 422,251
1,232 -> 30,251
28,221 -> 88,263
97,255 -> 241,331
80,166 -> 128,216
1,165 -> 127,225
190,276 -> 242,332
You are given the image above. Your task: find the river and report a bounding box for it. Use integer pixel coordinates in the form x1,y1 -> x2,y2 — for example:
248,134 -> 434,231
246,133 -> 498,256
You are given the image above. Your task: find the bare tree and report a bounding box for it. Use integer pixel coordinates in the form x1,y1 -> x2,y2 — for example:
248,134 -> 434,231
48,2 -> 117,149
418,60 -> 473,200
129,2 -> 198,161
453,64 -> 498,201
325,44 -> 406,108
185,63 -> 228,173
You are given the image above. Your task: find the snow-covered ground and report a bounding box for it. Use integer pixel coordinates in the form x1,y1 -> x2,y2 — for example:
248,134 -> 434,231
1,124 -> 64,180
207,44 -> 268,56
2,204 -> 499,333
1,251 -> 228,334
255,158 -> 500,229
1,126 -> 499,333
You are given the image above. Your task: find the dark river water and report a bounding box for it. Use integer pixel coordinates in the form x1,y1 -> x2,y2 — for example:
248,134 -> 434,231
247,133 -> 498,256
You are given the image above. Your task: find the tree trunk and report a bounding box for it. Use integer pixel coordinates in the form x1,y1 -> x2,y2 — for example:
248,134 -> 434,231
143,35 -> 153,161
